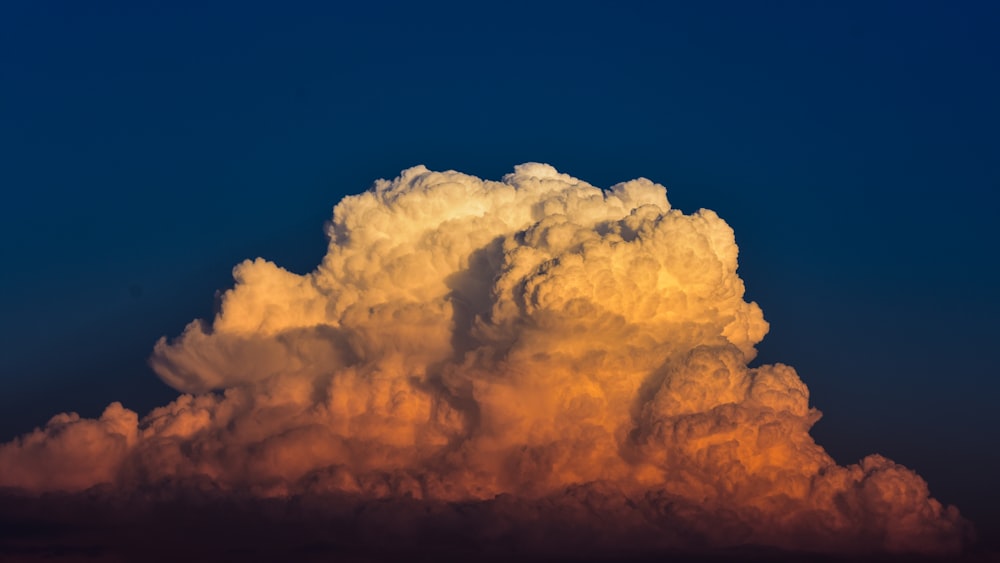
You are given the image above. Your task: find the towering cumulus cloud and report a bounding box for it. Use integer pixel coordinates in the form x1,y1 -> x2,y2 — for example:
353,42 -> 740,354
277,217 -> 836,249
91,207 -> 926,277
0,164 -> 968,558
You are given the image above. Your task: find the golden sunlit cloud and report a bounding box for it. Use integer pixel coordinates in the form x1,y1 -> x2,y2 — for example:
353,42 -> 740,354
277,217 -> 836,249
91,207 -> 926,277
0,164 -> 968,557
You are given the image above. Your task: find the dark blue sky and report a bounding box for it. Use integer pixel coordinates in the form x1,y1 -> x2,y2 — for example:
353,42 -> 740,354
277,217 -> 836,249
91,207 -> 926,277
1,0 -> 998,539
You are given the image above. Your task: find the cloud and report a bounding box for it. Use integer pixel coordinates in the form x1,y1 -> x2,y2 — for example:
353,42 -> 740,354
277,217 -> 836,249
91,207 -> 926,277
0,164 -> 969,558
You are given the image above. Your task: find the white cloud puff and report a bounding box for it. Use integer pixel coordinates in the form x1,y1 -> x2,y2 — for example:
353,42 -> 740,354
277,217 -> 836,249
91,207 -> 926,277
0,164 -> 968,556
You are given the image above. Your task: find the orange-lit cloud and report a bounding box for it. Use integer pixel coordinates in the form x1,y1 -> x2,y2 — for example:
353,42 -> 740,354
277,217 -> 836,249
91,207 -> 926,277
0,164 -> 968,557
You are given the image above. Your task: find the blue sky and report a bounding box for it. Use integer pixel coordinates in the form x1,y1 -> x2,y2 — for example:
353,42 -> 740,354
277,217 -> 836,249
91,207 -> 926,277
1,0 -> 998,540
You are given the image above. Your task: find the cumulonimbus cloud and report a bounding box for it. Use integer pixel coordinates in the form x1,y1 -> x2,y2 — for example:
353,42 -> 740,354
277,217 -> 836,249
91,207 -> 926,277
0,164 -> 968,557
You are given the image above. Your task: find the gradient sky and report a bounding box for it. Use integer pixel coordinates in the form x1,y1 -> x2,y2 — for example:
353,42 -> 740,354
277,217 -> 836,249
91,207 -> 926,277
1,0 -> 998,545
